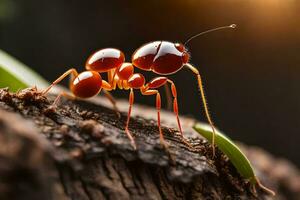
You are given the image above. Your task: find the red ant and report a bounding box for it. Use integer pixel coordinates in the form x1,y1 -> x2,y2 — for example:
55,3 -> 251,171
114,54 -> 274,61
42,24 -> 236,154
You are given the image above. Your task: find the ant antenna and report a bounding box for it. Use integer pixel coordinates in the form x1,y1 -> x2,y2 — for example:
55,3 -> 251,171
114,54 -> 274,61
184,24 -> 237,46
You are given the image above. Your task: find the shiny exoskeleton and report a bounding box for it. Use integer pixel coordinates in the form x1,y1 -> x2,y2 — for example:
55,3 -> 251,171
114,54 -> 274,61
132,41 -> 190,74
43,24 -> 236,155
42,42 -> 216,151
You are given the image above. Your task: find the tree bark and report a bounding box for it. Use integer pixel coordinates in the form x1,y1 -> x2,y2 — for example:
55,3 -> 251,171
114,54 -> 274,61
0,87 -> 299,200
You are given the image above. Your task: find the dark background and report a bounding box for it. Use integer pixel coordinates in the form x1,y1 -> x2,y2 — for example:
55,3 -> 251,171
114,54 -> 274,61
0,0 -> 299,166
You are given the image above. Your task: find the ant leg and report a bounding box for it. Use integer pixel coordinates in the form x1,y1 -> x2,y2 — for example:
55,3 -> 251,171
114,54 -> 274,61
42,68 -> 78,95
164,84 -> 172,110
156,92 -> 168,148
141,89 -> 168,149
107,69 -> 118,90
166,79 -> 194,149
125,89 -> 137,150
101,80 -> 121,117
102,90 -> 121,118
51,91 -> 75,108
166,80 -> 183,136
185,63 -> 217,157
108,70 -> 113,83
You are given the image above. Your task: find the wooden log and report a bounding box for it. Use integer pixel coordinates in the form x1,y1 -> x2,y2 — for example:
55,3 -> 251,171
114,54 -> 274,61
0,87 -> 299,200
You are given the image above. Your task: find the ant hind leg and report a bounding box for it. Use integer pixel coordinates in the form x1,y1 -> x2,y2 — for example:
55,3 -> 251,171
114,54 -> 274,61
42,68 -> 78,110
102,90 -> 121,118
50,91 -> 75,109
42,68 -> 78,95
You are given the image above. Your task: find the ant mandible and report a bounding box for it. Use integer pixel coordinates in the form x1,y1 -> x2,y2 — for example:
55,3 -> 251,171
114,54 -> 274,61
42,24 -> 236,155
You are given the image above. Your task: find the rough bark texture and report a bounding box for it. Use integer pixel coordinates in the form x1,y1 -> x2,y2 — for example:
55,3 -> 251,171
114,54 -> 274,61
0,87 -> 299,200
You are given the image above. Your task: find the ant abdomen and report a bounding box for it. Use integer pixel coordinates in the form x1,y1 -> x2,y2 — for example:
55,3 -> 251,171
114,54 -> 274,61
70,71 -> 102,98
86,48 -> 125,72
132,41 -> 190,75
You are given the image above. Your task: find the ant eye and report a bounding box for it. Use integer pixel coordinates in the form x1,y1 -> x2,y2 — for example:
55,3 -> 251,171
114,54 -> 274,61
175,43 -> 185,52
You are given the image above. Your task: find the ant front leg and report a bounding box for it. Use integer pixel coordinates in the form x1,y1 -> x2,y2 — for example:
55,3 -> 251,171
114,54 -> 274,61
185,63 -> 217,157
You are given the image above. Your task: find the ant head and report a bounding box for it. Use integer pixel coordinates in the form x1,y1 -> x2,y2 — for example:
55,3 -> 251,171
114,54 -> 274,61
86,48 -> 125,72
175,43 -> 190,64
70,71 -> 102,98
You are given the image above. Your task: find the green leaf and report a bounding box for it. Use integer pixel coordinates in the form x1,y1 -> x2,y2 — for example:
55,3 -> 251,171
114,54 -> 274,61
193,123 -> 256,184
0,49 -> 49,92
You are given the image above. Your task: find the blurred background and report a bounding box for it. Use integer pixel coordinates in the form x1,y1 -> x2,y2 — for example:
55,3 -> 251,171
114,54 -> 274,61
0,0 -> 299,166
